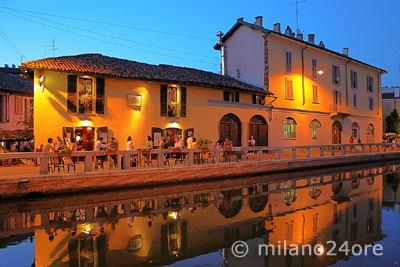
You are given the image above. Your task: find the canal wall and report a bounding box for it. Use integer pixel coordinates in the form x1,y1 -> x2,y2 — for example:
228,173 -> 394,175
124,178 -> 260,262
0,150 -> 400,199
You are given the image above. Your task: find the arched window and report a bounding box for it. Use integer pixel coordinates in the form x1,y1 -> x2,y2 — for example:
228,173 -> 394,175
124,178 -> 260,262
283,117 -> 297,140
366,124 -> 374,143
309,119 -> 322,140
352,122 -> 360,138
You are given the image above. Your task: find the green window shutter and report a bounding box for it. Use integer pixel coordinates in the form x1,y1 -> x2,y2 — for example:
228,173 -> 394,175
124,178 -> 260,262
160,84 -> 168,116
96,77 -> 105,114
67,75 -> 77,113
180,86 -> 186,117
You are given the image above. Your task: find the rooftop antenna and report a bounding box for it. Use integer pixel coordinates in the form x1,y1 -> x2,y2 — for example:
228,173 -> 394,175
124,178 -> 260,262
44,38 -> 57,57
290,0 -> 306,34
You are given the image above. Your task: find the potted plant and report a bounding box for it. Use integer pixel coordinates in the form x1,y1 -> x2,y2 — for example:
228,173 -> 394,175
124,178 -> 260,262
57,148 -> 72,157
197,138 -> 212,152
168,101 -> 178,117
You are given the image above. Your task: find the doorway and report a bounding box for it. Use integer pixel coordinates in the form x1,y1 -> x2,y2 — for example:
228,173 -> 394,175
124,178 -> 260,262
332,121 -> 342,144
249,115 -> 268,146
220,113 -> 242,147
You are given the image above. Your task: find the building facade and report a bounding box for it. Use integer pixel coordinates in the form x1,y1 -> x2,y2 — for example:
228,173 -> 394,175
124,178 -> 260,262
0,66 -> 33,151
382,86 -> 400,133
21,54 -> 273,149
214,17 -> 386,146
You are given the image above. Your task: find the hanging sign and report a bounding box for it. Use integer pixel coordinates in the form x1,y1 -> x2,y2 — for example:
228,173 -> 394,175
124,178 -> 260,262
127,94 -> 142,109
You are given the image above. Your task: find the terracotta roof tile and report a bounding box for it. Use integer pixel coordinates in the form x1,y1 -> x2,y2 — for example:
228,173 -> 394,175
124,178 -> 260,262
21,54 -> 272,95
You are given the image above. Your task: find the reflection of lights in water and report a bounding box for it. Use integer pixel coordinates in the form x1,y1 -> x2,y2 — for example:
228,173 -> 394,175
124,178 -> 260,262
168,211 -> 178,220
316,244 -> 325,255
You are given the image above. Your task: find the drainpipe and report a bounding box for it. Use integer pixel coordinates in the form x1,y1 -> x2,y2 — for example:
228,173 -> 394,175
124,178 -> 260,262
301,45 -> 308,106
345,59 -> 351,106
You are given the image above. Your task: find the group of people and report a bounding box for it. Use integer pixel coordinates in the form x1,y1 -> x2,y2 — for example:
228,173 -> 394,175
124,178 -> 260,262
349,136 -> 362,144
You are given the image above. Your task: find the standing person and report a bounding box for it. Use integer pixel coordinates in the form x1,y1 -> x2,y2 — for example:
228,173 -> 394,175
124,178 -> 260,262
357,137 -> 361,144
146,136 -> 153,149
187,135 -> 194,149
126,136 -> 134,150
349,137 -> 354,144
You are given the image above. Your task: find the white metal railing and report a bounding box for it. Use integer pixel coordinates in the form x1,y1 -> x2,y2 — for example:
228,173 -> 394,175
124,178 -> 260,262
0,142 -> 399,175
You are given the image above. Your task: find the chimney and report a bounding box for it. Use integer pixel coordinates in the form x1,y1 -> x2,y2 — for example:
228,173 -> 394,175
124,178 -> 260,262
342,48 -> 349,56
285,26 -> 293,36
308,34 -> 315,44
319,41 -> 325,48
12,64 -> 16,68
273,23 -> 281,33
4,64 -> 9,68
237,17 -> 244,22
255,16 -> 263,27
216,31 -> 226,76
297,33 -> 303,40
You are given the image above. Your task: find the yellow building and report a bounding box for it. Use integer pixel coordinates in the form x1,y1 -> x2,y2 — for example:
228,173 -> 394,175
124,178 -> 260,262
214,17 -> 387,145
21,54 -> 273,149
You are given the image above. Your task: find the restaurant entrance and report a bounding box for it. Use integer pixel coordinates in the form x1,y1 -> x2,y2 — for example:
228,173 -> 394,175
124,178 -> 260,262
75,127 -> 95,151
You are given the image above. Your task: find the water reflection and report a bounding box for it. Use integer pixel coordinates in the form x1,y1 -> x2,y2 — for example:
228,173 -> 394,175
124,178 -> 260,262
0,163 -> 400,266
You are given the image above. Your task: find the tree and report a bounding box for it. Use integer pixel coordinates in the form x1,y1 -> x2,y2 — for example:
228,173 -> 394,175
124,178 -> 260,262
386,109 -> 400,133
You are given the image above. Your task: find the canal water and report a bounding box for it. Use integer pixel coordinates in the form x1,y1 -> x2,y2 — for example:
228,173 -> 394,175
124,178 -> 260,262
0,162 -> 399,267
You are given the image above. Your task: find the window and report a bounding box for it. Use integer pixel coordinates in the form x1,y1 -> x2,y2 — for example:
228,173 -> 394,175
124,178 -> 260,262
352,122 -> 360,138
78,78 -> 93,113
0,95 -> 8,123
351,71 -> 358,89
353,94 -> 358,108
309,119 -> 321,140
283,117 -> 296,139
312,85 -> 318,103
332,65 -> 340,85
285,51 -> 292,73
14,96 -> 23,115
312,59 -> 318,80
168,87 -> 177,102
285,78 -> 293,99
283,183 -> 296,204
252,94 -> 265,105
369,198 -> 375,211
334,90 -> 341,110
285,221 -> 294,241
367,76 -> 374,92
369,97 -> 374,110
223,91 -> 239,102
313,213 -> 319,233
367,217 -> 374,233
24,98 -> 33,122
387,104 -> 392,111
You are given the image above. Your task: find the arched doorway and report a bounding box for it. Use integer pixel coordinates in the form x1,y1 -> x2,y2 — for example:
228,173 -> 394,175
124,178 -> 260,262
366,124 -> 374,143
332,121 -> 342,144
220,113 -> 242,147
249,115 -> 268,146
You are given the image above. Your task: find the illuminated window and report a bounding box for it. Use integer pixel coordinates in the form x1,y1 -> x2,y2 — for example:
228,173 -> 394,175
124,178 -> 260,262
312,59 -> 318,79
351,71 -> 358,89
283,117 -> 296,140
285,51 -> 292,73
168,87 -> 177,102
332,65 -> 340,85
78,78 -> 93,113
312,85 -> 318,103
283,183 -> 296,204
285,78 -> 293,99
367,76 -> 374,92
309,119 -> 321,140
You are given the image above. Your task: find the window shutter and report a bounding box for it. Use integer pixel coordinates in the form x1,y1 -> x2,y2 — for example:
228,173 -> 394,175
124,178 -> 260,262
180,86 -> 186,117
67,75 -> 77,113
252,94 -> 257,104
235,92 -> 240,102
96,77 -> 105,114
160,84 -> 167,116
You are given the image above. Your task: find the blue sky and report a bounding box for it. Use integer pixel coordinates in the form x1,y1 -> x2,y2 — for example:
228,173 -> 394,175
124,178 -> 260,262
0,0 -> 399,86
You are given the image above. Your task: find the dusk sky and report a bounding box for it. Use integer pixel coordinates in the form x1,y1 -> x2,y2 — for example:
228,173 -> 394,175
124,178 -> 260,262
0,0 -> 399,86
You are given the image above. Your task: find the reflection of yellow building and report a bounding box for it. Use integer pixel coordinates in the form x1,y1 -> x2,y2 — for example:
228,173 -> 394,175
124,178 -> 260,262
215,18 -> 386,146
16,168 -> 382,266
21,54 -> 273,149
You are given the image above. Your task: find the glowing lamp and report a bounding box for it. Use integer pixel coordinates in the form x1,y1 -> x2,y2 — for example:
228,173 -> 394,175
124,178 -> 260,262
168,122 -> 179,128
168,211 -> 178,220
39,75 -> 45,92
80,120 -> 92,127
317,68 -> 324,75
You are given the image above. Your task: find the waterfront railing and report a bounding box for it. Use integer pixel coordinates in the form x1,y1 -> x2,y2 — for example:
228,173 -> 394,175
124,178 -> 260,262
0,142 -> 399,176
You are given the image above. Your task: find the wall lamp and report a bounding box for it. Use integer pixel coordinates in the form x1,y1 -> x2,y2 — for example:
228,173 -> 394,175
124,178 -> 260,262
317,68 -> 324,75
39,75 -> 46,92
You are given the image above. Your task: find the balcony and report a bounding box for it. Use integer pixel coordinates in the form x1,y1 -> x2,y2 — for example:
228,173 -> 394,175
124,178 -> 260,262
330,104 -> 352,118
